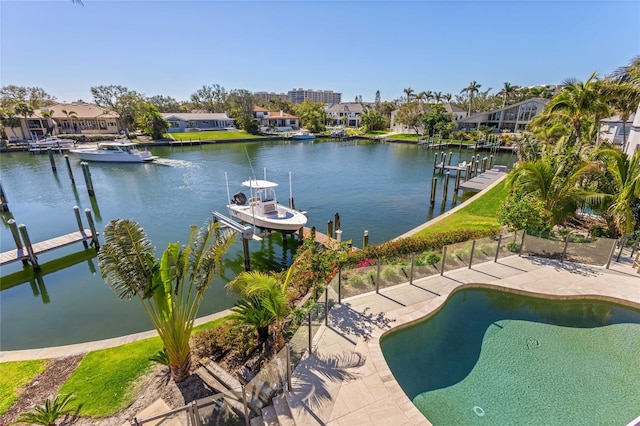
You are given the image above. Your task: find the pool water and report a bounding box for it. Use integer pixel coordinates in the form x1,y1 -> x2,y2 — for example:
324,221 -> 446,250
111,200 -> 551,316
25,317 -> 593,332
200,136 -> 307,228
380,287 -> 640,425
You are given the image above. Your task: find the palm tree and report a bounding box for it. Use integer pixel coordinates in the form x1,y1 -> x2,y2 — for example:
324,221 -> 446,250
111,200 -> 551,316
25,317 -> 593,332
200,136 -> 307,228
499,82 -> 516,108
506,153 -> 589,226
443,93 -> 453,104
529,72 -> 610,149
609,56 -> 640,153
14,101 -> 34,140
226,268 -> 292,350
40,109 -> 56,136
461,81 -> 482,116
97,218 -> 235,382
433,91 -> 443,104
403,87 -> 415,103
60,109 -> 77,134
585,147 -> 640,236
15,393 -> 76,426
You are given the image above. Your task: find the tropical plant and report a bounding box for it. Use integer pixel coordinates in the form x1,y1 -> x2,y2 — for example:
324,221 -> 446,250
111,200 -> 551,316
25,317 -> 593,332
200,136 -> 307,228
461,81 -> 482,116
226,267 -> 293,350
0,108 -> 21,140
499,82 -> 517,108
529,72 -> 610,149
506,153 -> 589,226
497,191 -> 552,235
14,393 -> 76,426
60,109 -> 77,133
135,101 -> 169,139
584,147 -> 640,236
14,101 -> 33,139
97,218 -> 235,382
403,87 -> 415,103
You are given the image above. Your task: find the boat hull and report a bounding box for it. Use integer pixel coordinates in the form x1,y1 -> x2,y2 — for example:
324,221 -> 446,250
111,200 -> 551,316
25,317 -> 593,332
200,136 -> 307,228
226,204 -> 307,233
69,150 -> 157,163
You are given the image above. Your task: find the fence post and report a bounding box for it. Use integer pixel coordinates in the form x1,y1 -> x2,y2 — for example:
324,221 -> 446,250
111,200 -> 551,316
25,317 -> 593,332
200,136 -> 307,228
561,234 -> 570,262
494,234 -> 502,262
376,259 -> 381,293
308,312 -> 312,355
324,283 -> 328,326
606,238 -> 618,269
338,267 -> 342,304
441,246 -> 447,276
468,240 -> 476,268
410,252 -> 415,284
286,343 -> 292,392
191,400 -> 201,426
631,233 -> 640,257
616,234 -> 629,262
242,386 -> 250,426
519,230 -> 526,256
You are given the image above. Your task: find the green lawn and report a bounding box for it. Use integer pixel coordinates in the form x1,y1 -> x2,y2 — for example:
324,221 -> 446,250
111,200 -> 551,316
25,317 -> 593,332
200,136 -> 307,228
0,360 -> 48,414
413,179 -> 509,237
166,131 -> 264,141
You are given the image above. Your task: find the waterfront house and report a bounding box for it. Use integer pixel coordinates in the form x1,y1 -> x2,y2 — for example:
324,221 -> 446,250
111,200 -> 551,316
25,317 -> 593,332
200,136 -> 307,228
458,97 -> 548,132
325,102 -> 368,127
161,112 -> 235,132
7,102 -> 122,142
253,107 -> 300,132
599,113 -> 635,152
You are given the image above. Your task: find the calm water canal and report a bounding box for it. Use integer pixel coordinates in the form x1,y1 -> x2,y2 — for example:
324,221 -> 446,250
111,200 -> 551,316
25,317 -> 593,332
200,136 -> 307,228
0,140 -> 515,350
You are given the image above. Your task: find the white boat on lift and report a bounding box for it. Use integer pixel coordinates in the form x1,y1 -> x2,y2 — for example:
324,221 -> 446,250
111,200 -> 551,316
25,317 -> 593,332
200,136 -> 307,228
28,136 -> 76,152
70,140 -> 157,163
226,177 -> 307,233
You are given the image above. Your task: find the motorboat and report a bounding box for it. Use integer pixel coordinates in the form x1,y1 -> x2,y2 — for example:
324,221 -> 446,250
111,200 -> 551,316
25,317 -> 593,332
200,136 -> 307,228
289,131 -> 315,140
28,136 -> 76,152
226,178 -> 307,233
70,140 -> 157,163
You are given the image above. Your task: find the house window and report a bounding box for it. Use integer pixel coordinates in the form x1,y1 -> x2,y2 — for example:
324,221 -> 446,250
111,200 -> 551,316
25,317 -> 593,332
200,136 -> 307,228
99,121 -> 107,129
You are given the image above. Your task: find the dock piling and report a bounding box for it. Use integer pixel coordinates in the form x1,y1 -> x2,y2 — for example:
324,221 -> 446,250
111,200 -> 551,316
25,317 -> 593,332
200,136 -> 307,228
74,206 -> 88,248
0,181 -> 8,212
489,155 -> 494,170
334,212 -> 340,236
448,152 -> 453,166
18,224 -> 39,270
65,155 -> 75,185
81,162 -> 95,196
433,152 -> 439,174
84,208 -> 100,249
465,164 -> 472,181
441,153 -> 447,172
327,220 -> 334,239
430,176 -> 438,207
47,148 -> 57,172
481,157 -> 487,173
443,171 -> 450,200
363,230 -> 369,249
454,169 -> 462,192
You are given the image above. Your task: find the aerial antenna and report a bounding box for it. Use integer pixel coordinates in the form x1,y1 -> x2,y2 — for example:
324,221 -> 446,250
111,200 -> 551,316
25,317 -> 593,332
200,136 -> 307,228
245,147 -> 256,183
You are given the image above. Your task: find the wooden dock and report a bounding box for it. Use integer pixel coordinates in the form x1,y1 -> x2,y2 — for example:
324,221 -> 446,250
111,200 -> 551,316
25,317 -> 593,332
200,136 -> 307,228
434,162 -> 467,172
458,169 -> 506,192
0,229 -> 98,267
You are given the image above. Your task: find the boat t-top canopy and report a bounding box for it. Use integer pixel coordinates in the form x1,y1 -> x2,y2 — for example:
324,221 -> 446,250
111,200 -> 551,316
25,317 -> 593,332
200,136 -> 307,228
241,179 -> 279,189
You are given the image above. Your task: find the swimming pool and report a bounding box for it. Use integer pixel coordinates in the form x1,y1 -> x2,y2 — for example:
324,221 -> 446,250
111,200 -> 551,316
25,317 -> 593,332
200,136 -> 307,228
380,287 -> 640,425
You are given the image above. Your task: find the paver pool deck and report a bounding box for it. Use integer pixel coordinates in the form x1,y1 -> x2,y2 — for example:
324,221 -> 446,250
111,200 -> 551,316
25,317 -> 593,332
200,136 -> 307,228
1,255 -> 638,425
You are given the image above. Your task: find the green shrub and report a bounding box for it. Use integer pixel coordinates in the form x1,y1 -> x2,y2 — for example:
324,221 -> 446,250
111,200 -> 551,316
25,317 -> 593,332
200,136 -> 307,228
191,321 -> 255,361
507,242 -> 521,252
381,266 -> 398,281
425,252 -> 441,266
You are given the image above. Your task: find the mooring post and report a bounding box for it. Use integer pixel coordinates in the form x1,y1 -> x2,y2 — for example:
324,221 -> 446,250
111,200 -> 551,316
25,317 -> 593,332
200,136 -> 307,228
0,180 -> 9,212
448,152 -> 453,166
441,153 -> 447,172
64,155 -> 75,185
47,148 -> 57,172
489,155 -> 494,170
433,152 -> 439,174
443,171 -> 450,200
454,169 -> 462,192
18,224 -> 39,270
466,163 -> 472,181
327,220 -> 333,239
482,157 -> 487,173
74,206 -> 88,248
81,162 -> 95,196
84,208 -> 100,249
363,230 -> 369,249
334,212 -> 340,235
430,176 -> 438,207
474,160 -> 480,176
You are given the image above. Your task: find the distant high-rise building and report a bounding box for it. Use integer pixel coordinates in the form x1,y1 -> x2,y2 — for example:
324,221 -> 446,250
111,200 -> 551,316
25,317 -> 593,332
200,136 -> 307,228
254,91 -> 288,101
286,88 -> 342,104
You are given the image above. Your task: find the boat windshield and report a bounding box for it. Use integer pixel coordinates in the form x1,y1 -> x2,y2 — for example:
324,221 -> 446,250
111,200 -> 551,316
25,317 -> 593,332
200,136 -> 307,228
258,188 -> 276,202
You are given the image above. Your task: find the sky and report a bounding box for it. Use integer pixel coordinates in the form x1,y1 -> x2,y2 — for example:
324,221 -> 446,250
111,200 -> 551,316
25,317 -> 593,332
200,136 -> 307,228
1,0 -> 639,104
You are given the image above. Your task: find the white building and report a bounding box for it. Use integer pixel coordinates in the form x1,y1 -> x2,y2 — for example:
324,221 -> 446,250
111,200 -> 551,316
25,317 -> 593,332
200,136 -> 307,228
287,88 -> 342,104
458,98 -> 548,132
162,113 -> 235,132
325,102 -> 367,127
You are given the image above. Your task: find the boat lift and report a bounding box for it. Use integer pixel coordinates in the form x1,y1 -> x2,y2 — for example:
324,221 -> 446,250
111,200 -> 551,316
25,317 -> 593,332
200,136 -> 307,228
212,211 -> 262,271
